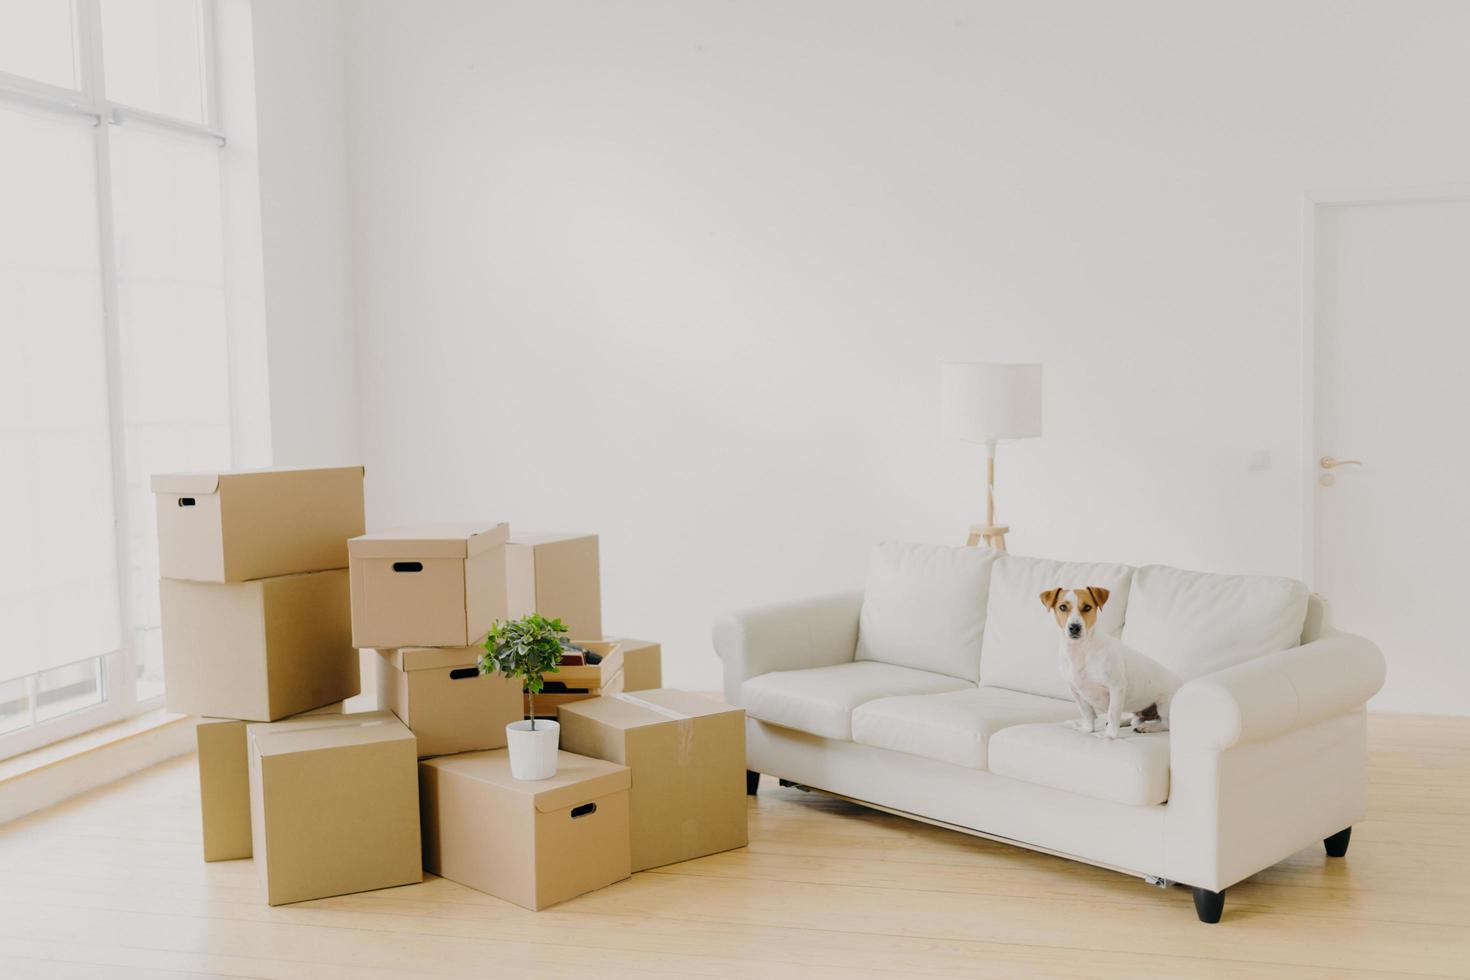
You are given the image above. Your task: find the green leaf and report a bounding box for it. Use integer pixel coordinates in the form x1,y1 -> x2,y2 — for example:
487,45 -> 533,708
477,613 -> 568,689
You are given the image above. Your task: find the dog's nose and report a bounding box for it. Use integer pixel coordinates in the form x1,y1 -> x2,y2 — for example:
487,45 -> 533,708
1067,623 -> 1082,637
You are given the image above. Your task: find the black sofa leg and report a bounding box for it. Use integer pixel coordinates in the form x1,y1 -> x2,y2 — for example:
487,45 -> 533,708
746,770 -> 760,795
1324,826 -> 1352,857
1192,887 -> 1226,924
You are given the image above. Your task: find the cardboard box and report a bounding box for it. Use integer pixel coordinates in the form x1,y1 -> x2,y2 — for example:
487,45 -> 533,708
608,637 -> 662,691
527,640 -> 623,718
506,533 -> 602,639
248,710 -> 421,906
152,466 -> 365,583
195,702 -> 344,862
420,749 -> 630,910
196,717 -> 252,862
349,523 -> 509,648
558,689 -> 747,872
376,646 -> 524,758
162,569 -> 359,721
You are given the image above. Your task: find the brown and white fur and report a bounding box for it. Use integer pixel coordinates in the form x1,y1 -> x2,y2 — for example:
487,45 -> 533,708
1040,587 -> 1179,738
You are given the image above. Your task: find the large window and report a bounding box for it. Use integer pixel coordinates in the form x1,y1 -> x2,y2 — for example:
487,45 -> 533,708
1,0 -> 234,758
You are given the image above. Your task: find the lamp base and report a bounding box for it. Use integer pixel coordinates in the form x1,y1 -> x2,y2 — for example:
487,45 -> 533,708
966,524 -> 1009,552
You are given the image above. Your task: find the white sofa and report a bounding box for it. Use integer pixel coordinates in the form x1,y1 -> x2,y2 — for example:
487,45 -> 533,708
712,543 -> 1385,922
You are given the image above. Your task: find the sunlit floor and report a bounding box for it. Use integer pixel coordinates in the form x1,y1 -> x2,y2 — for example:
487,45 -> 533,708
0,714 -> 1466,979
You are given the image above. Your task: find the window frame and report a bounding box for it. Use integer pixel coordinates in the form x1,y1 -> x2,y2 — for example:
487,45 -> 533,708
0,0 -> 230,761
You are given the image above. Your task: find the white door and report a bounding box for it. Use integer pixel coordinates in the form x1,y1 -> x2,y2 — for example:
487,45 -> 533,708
1312,197 -> 1470,715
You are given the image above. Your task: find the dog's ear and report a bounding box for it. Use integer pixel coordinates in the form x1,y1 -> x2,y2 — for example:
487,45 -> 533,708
1085,586 -> 1111,609
1039,588 -> 1063,610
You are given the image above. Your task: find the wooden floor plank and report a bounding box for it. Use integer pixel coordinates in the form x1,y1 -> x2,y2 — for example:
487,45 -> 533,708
0,712 -> 1466,979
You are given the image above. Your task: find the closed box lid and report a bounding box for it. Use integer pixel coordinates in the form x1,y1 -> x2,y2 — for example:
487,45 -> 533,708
421,749 -> 629,813
151,465 -> 365,496
377,646 -> 484,672
507,532 -> 596,547
348,523 -> 510,559
560,690 -> 741,731
250,711 -> 414,759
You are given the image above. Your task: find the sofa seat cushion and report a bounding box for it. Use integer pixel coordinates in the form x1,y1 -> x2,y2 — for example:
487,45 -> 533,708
742,662 -> 972,741
988,723 -> 1172,806
854,541 -> 997,682
851,686 -> 1076,770
1122,564 -> 1310,681
980,555 -> 1136,700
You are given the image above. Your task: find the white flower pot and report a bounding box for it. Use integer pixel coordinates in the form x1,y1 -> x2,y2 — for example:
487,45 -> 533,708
506,719 -> 560,780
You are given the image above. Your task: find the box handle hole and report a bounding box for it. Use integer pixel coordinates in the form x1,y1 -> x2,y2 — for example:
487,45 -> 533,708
177,497 -> 196,507
392,561 -> 423,573
448,667 -> 478,680
570,803 -> 597,819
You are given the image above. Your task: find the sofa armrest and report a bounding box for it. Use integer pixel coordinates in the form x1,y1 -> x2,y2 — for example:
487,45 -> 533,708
1170,629 -> 1385,751
711,590 -> 864,706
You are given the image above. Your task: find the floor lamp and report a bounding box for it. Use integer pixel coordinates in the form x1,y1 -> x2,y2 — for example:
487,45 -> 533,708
941,362 -> 1043,552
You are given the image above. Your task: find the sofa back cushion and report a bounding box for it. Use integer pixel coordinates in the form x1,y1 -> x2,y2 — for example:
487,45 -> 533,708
979,555 -> 1135,699
1121,564 -> 1309,680
854,541 -> 996,682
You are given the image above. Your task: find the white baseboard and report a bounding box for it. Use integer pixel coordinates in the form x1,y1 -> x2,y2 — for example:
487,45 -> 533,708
0,711 -> 196,824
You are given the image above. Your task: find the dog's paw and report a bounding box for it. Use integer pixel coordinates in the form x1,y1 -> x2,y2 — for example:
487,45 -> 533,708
1133,721 -> 1169,734
1101,728 -> 1121,740
1069,718 -> 1094,733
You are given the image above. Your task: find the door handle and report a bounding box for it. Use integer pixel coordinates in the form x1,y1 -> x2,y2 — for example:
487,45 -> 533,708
1319,455 -> 1363,470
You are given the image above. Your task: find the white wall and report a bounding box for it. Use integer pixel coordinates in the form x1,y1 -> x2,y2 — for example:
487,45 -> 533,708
336,0 -> 1470,692
249,0 -> 359,467
215,0 -> 272,468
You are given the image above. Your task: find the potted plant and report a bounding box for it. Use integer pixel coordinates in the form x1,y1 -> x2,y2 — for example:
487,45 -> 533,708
479,613 -> 567,779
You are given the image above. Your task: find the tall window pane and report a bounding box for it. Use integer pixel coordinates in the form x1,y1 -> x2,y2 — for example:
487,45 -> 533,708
34,657 -> 105,722
99,0 -> 205,121
0,0 -> 78,89
109,124 -> 233,701
0,106 -> 122,689
1,0 -> 238,756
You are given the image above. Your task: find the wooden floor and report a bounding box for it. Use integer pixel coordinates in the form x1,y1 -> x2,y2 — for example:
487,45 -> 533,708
1,714 -> 1467,979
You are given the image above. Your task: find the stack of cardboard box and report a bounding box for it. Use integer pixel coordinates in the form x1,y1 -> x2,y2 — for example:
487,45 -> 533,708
374,528 -> 636,908
155,466 -> 365,725
156,466 -> 424,906
157,465 -> 366,868
157,466 -> 744,913
391,531 -> 747,897
350,523 -> 524,758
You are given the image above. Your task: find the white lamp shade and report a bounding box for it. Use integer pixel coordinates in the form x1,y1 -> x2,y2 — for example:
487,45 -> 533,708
940,362 -> 1043,444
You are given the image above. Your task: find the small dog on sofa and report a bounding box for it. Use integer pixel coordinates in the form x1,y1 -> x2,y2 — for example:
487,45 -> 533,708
1040,586 -> 1179,739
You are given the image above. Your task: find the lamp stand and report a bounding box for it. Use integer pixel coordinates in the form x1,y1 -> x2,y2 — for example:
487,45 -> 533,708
965,440 -> 1009,551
